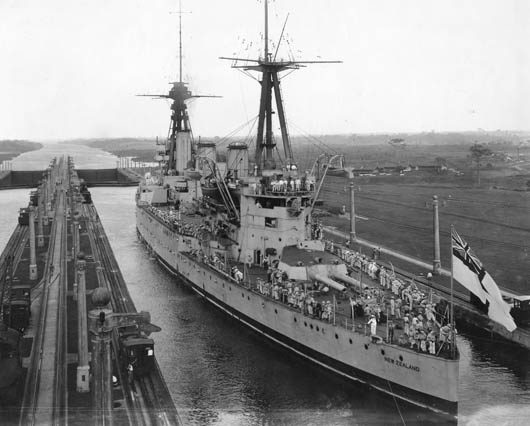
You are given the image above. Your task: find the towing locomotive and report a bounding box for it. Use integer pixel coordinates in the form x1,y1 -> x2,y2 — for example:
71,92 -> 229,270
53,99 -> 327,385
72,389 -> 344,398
117,325 -> 155,377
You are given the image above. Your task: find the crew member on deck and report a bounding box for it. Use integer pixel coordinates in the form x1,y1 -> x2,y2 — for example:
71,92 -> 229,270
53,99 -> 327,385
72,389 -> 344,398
367,314 -> 377,336
388,320 -> 395,344
246,253 -> 253,269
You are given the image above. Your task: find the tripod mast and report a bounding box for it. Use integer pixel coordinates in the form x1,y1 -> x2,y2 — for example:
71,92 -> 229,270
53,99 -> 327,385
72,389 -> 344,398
221,0 -> 340,174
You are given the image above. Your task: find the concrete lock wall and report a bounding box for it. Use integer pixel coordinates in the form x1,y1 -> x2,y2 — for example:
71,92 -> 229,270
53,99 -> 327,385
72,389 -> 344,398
0,168 -> 138,189
76,169 -> 118,185
0,171 -> 45,188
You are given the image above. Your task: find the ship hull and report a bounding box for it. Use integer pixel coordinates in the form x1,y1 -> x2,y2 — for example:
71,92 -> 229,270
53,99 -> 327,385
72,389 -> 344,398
136,205 -> 458,417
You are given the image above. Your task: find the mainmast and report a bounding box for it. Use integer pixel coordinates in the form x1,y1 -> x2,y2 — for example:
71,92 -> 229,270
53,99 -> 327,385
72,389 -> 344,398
221,0 -> 340,174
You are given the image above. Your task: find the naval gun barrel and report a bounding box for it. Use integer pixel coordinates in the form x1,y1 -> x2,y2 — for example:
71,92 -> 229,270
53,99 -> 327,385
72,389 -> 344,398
331,271 -> 363,290
313,273 -> 346,292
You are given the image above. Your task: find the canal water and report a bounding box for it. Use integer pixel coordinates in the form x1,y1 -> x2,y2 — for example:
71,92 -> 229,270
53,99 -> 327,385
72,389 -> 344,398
1,144 -> 529,425
11,141 -> 118,170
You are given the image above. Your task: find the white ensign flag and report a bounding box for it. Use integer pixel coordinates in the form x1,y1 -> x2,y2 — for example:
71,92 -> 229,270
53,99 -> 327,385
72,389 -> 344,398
452,228 -> 516,332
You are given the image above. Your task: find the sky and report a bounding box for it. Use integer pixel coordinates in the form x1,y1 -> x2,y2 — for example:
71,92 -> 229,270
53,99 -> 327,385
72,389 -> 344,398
1,0 -> 530,141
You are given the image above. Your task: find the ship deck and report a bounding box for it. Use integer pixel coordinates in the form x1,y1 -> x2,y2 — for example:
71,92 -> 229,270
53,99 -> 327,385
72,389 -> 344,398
184,251 -> 457,361
280,245 -> 338,266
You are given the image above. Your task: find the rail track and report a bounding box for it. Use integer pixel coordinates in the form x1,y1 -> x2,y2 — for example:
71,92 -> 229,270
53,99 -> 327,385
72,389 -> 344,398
84,203 -> 180,426
0,225 -> 29,308
0,225 -> 28,274
20,167 -> 68,426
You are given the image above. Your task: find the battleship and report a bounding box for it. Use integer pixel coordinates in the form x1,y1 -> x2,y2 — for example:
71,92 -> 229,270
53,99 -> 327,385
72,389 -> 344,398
135,1 -> 459,416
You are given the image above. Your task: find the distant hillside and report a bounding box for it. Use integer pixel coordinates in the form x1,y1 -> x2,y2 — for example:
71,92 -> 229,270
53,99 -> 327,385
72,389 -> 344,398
66,138 -> 156,161
67,138 -> 154,151
68,131 -> 530,171
0,140 -> 43,161
293,130 -> 530,147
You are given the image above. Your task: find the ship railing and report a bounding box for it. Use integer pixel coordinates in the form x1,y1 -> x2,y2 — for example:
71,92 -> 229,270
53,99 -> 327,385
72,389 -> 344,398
142,204 -> 207,238
260,188 -> 313,197
246,182 -> 314,197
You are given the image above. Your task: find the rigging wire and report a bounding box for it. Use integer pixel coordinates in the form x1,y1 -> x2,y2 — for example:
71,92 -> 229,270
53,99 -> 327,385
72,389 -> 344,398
237,68 -> 260,83
237,69 -> 251,126
214,115 -> 259,149
242,116 -> 259,150
288,120 -> 339,155
273,13 -> 290,62
277,68 -> 298,81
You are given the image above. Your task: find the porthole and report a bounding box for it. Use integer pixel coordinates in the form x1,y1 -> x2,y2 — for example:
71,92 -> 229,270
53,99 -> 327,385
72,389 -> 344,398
316,326 -> 319,331
247,296 -> 250,300
364,344 -> 369,350
399,355 -> 404,362
335,333 -> 339,339
279,238 -> 282,242
310,324 -> 313,330
381,349 -> 385,356
304,321 -> 307,327
275,309 -> 278,314
242,293 -> 244,298
222,283 -> 225,288
294,317 -> 297,322
349,338 -> 353,344
229,287 -> 231,291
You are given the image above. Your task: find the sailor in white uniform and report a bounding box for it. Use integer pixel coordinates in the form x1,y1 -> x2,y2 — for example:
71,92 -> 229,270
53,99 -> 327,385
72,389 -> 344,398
367,314 -> 378,336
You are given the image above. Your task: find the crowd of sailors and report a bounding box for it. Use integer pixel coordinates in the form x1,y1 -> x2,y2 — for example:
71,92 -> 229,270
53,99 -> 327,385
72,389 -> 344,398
249,174 -> 315,195
205,251 -> 339,322
254,253 -> 454,356
257,272 -> 338,322
326,241 -> 455,356
145,205 -> 213,238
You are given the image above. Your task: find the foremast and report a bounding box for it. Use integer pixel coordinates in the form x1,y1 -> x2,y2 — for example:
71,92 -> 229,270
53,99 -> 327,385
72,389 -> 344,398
138,27 -> 193,175
139,2 -> 218,177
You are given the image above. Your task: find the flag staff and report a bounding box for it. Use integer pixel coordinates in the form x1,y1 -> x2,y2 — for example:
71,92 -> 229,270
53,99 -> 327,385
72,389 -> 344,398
450,225 -> 456,359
